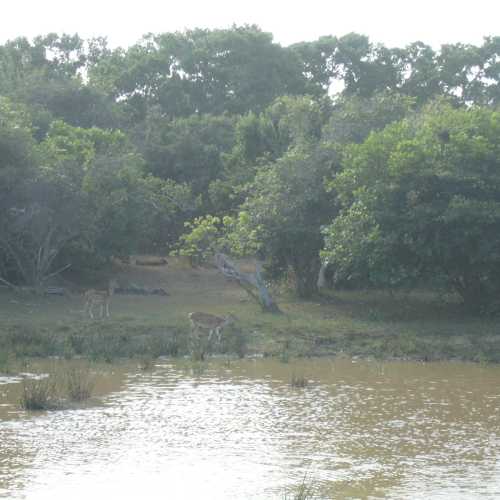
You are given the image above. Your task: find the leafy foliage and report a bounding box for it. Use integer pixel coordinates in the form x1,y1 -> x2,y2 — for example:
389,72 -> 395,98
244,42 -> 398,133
3,27 -> 500,313
323,102 -> 500,310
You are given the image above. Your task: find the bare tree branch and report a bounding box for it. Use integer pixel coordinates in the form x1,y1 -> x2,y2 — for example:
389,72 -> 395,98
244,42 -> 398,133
41,263 -> 72,283
0,276 -> 17,290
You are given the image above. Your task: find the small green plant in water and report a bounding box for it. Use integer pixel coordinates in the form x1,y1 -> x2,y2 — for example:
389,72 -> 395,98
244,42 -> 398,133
20,376 -> 59,411
0,351 -> 12,373
138,356 -> 155,371
64,365 -> 95,402
183,360 -> 207,376
283,474 -> 314,499
290,373 -> 309,388
278,338 -> 292,363
222,326 -> 248,359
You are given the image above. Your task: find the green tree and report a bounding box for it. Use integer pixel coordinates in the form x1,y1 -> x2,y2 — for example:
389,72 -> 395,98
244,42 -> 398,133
42,121 -> 195,261
323,101 -> 500,311
134,111 -> 236,199
88,26 -> 310,119
214,95 -> 331,213
229,143 -> 338,297
323,91 -> 415,145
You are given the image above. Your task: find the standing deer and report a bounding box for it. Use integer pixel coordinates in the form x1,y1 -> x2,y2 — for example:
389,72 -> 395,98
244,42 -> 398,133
84,279 -> 118,319
188,312 -> 236,343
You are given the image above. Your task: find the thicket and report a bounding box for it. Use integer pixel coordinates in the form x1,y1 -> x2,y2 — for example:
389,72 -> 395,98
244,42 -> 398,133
2,27 -> 500,311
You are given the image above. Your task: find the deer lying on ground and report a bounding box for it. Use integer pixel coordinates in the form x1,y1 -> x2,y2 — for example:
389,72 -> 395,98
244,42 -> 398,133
188,312 -> 236,343
84,279 -> 118,319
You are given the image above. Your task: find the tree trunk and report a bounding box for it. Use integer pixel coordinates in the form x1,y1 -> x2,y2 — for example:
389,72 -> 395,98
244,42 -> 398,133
317,262 -> 328,289
215,253 -> 281,313
291,255 -> 321,299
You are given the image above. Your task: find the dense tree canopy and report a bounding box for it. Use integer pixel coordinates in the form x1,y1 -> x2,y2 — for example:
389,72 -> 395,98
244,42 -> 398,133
322,102 -> 500,310
2,26 -> 500,310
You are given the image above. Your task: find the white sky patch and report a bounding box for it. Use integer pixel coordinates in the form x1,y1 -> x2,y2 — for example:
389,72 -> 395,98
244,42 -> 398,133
2,0 -> 499,48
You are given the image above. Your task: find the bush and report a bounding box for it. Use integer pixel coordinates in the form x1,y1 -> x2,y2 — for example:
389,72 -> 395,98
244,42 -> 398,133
20,377 -> 58,411
64,365 -> 95,401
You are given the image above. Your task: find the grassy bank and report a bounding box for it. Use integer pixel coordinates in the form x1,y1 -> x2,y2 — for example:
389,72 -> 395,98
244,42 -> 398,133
1,258 -> 500,364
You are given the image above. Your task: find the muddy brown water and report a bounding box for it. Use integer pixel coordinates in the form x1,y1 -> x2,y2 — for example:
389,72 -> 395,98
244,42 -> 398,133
0,357 -> 499,499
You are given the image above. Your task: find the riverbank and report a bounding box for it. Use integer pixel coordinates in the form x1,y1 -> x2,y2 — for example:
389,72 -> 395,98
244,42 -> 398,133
1,258 -> 500,365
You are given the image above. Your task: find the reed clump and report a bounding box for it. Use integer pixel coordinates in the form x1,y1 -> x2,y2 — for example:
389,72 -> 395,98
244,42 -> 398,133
20,377 -> 58,411
138,356 -> 155,371
282,475 -> 314,499
290,373 -> 309,388
0,351 -> 12,373
64,365 -> 95,401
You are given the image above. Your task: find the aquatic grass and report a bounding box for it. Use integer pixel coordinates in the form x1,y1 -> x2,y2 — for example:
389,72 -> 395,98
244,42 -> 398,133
189,340 -> 208,361
138,356 -> 155,371
282,475 -> 314,499
63,365 -> 95,401
279,350 -> 290,363
20,376 -> 59,411
290,373 -> 309,388
277,338 -> 292,363
182,360 -> 207,376
221,325 -> 248,358
0,351 -> 12,373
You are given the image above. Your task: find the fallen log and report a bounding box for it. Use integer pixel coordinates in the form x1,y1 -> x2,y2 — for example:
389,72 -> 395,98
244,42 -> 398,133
115,285 -> 169,296
134,258 -> 168,267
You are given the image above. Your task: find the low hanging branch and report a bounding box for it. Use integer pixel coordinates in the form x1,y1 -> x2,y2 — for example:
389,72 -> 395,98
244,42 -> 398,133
214,253 -> 281,314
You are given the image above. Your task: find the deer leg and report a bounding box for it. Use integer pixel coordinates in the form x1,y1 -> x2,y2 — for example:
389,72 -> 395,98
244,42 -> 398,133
106,301 -> 110,317
89,305 -> 94,319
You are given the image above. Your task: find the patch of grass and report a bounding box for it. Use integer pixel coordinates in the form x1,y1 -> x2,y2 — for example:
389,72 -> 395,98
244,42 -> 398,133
20,376 -> 59,411
2,259 -> 500,364
63,365 -> 95,401
283,475 -> 314,499
221,325 -> 248,358
0,351 -> 13,373
0,325 -> 61,358
183,360 -> 207,376
146,329 -> 183,357
290,373 -> 309,388
280,350 -> 290,363
188,333 -> 209,361
138,356 -> 155,371
277,339 -> 292,363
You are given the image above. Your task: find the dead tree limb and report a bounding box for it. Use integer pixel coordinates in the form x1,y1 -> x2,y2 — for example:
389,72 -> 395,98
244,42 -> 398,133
215,253 -> 281,314
0,276 -> 17,290
41,263 -> 72,283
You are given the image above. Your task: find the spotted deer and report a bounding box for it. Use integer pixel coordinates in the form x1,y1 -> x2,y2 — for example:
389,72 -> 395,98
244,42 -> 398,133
84,279 -> 118,319
188,312 -> 236,343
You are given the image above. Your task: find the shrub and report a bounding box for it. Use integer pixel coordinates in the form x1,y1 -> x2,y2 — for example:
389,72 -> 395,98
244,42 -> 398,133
64,365 -> 95,401
20,377 -> 58,411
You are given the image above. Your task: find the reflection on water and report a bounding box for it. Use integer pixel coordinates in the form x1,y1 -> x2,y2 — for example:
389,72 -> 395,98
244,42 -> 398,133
1,358 -> 499,499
